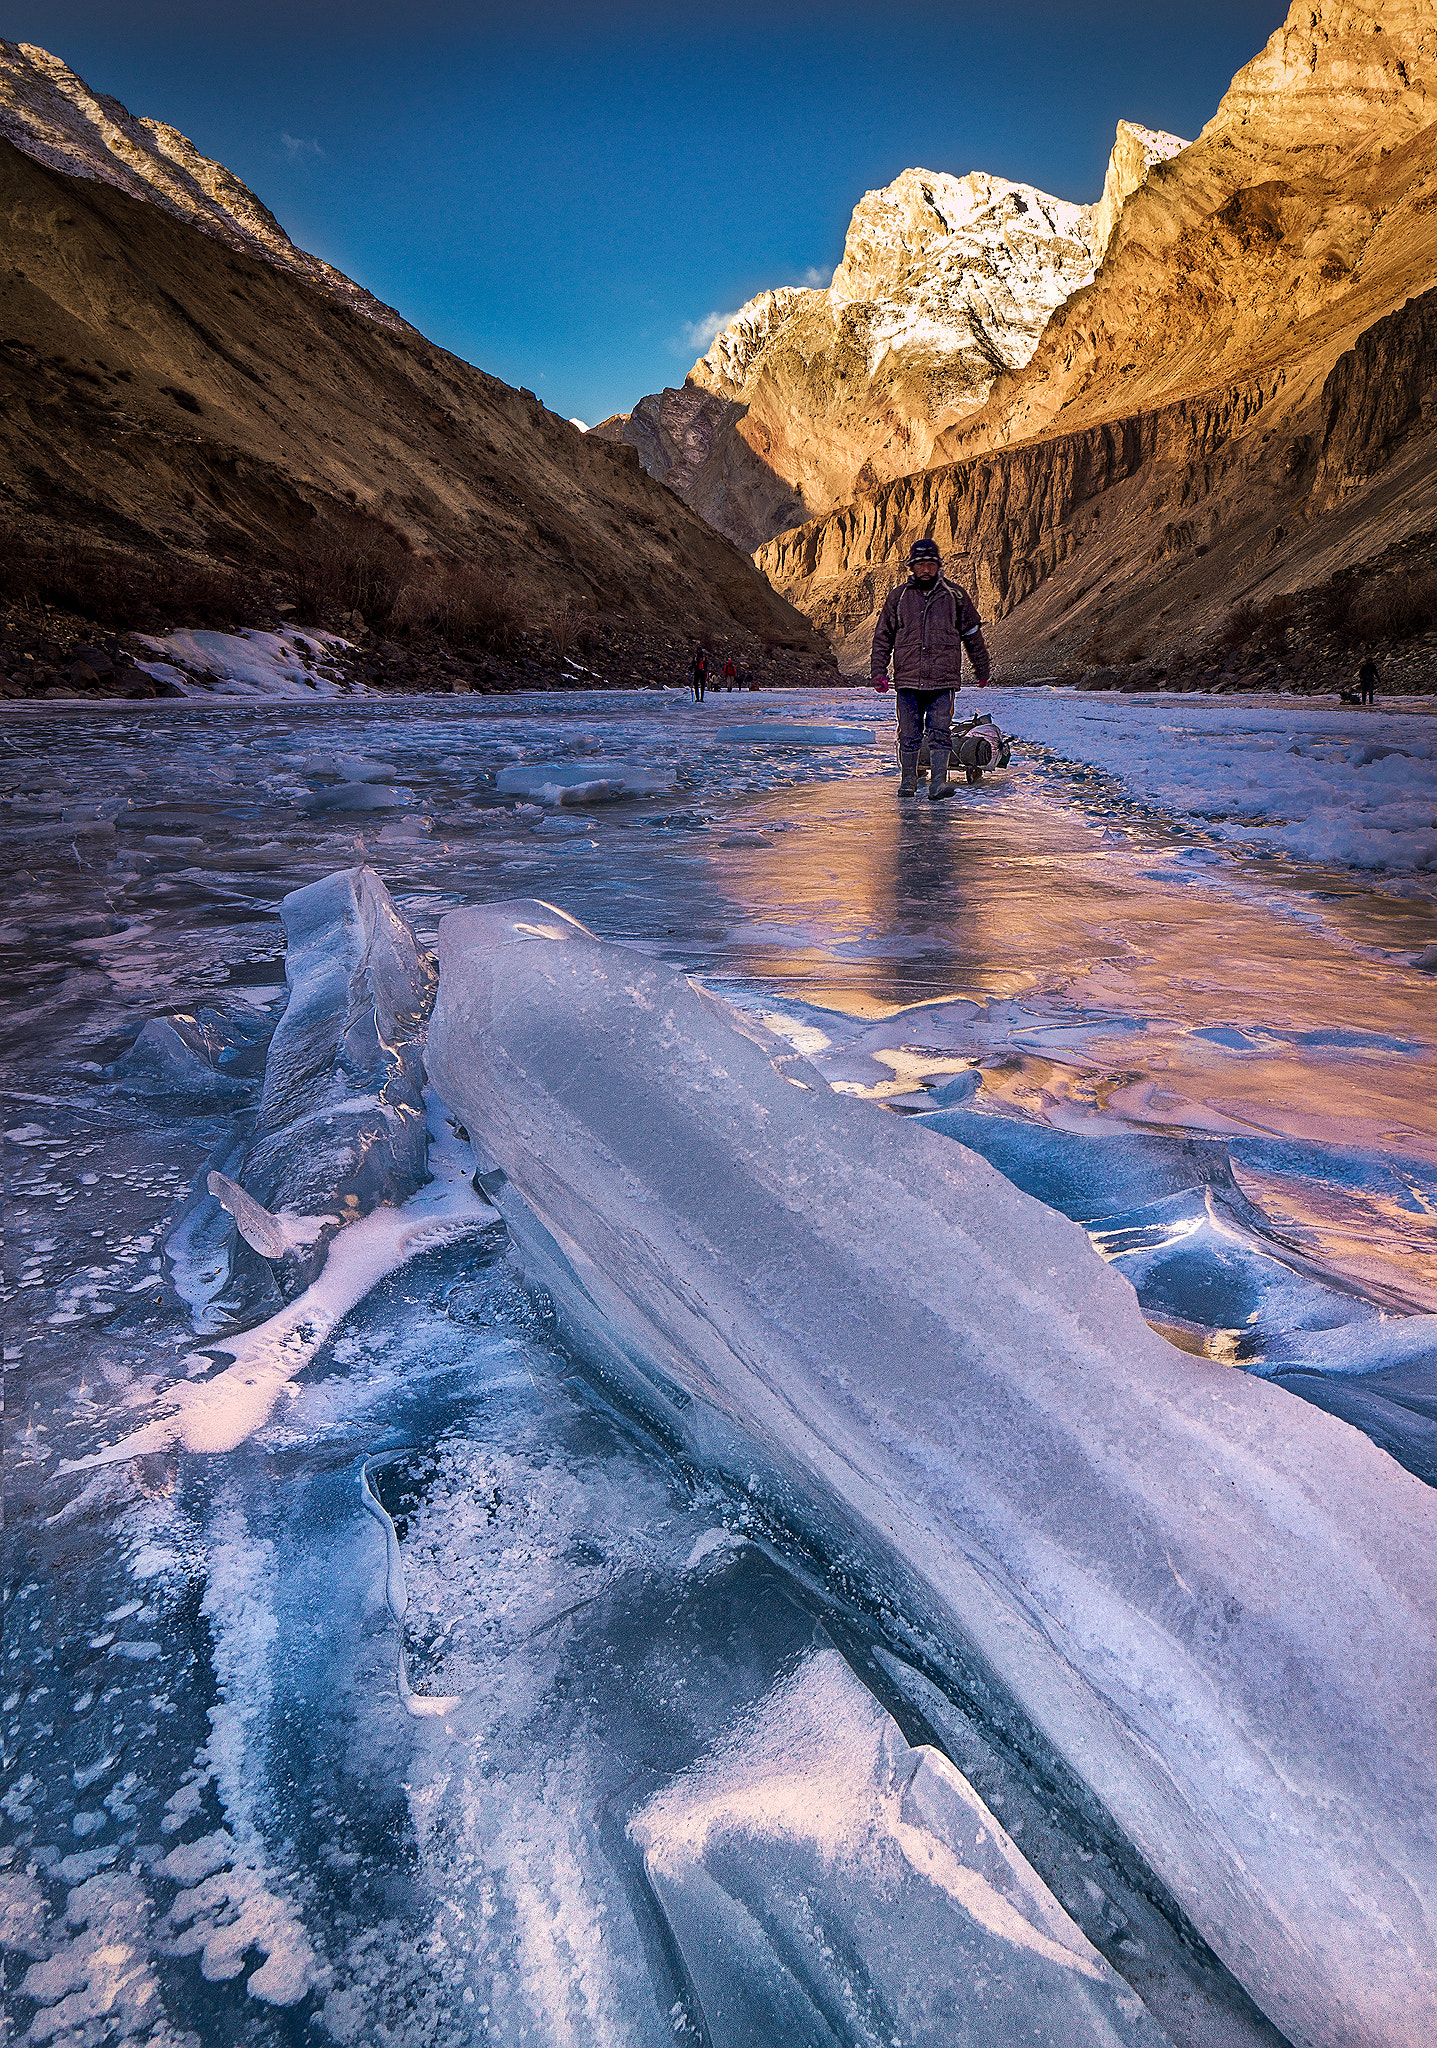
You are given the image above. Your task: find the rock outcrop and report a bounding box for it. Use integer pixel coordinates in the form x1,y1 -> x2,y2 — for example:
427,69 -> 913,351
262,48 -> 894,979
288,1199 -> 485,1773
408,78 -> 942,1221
0,51 -> 824,656
593,127 -> 1185,551
758,0 -> 1437,673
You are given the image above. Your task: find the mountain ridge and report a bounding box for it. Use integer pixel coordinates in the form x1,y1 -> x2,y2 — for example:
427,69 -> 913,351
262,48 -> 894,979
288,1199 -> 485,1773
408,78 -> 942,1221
756,0 -> 1437,679
0,40 -> 409,334
0,61 -> 824,667
592,123 -> 1186,552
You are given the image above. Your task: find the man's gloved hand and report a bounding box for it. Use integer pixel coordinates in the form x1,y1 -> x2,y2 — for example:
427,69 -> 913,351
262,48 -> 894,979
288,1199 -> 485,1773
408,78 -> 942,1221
871,676 -> 891,693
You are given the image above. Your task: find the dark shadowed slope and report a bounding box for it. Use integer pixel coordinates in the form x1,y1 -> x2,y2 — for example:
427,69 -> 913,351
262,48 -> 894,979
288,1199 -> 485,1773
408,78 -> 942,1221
0,136 -> 822,653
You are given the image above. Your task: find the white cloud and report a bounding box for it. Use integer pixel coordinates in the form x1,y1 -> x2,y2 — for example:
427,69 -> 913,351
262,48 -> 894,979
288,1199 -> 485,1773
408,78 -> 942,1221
679,309 -> 740,351
280,133 -> 324,159
798,265 -> 829,286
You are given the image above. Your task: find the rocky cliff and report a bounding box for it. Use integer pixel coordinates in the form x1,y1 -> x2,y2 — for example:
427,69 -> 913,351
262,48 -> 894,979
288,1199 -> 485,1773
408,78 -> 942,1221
593,127 -> 1184,552
0,52 -> 823,657
758,0 -> 1437,675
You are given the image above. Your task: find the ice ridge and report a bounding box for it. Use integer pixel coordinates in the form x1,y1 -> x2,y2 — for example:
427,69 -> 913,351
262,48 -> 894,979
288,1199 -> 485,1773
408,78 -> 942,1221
427,898 -> 1437,2048
164,865 -> 435,1332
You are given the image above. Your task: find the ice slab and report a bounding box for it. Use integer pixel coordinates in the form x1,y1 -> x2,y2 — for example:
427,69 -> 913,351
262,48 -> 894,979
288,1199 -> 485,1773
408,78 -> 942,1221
298,781 -> 408,814
632,1645 -> 1163,2047
109,1007 -> 271,1106
428,899 -> 1437,2048
495,760 -> 681,804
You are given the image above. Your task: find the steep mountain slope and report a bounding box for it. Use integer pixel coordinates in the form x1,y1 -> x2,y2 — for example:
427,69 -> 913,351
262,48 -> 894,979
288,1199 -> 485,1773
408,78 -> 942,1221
0,65 -> 821,656
0,41 -> 403,331
758,0 -> 1437,674
593,125 -> 1184,552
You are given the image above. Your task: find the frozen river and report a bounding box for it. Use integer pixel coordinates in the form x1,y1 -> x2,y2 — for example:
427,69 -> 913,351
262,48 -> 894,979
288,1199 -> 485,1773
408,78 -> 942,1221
4,684 -> 1436,2047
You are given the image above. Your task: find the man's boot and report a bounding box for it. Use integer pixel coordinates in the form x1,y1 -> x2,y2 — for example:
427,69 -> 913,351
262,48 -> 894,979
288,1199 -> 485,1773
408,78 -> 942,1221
928,747 -> 955,800
898,747 -> 920,797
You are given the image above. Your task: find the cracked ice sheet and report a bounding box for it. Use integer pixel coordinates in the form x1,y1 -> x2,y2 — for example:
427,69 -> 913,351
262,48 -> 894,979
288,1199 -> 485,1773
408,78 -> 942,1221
59,1098 -> 496,1465
632,1646 -> 1163,2048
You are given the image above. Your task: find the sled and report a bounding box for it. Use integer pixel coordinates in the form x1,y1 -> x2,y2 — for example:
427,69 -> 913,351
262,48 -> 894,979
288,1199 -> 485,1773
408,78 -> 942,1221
910,712 -> 1012,785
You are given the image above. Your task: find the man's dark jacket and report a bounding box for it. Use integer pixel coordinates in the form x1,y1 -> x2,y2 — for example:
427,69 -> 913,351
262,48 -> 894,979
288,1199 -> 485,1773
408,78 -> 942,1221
871,574 -> 991,689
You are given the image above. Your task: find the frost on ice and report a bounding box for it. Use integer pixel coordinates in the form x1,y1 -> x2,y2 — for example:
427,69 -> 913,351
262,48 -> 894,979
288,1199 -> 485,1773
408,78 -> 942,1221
429,897 -> 1437,2048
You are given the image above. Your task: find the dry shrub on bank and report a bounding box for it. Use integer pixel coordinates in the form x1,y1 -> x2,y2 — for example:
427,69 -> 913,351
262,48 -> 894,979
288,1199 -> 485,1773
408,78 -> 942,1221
390,560 -> 526,652
1221,598 -> 1263,649
0,525 -> 258,629
286,523 -> 408,625
1348,570 -> 1437,643
550,597 -> 599,664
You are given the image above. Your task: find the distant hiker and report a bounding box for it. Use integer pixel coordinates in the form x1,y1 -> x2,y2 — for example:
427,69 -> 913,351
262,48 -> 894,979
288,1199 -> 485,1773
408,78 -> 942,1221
722,656 -> 738,691
871,539 -> 990,800
690,648 -> 708,702
1358,655 -> 1379,705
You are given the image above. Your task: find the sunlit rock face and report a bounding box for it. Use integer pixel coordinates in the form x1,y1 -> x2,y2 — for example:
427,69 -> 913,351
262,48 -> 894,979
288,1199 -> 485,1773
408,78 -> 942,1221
0,39 -> 407,328
592,127 -> 1185,551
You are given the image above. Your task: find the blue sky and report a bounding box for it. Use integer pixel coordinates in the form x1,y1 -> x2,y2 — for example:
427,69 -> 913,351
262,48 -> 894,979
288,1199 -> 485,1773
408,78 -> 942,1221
14,2 -> 1288,424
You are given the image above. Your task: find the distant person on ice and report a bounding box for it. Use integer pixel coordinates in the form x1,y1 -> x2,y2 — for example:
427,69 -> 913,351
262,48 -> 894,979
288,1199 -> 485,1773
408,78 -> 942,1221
1358,655 -> 1379,704
871,539 -> 990,800
722,656 -> 738,691
690,648 -> 708,701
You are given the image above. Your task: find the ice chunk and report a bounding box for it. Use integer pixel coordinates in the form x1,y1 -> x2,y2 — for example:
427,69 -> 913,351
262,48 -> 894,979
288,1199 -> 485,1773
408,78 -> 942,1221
171,868 -> 435,1324
204,1172 -> 331,1262
297,754 -> 397,783
428,899 -> 1437,2048
298,781 -> 407,814
928,1068 -> 982,1107
238,866 -> 432,1262
109,1008 -> 271,1106
495,760 -> 680,804
632,1645 -> 1162,2046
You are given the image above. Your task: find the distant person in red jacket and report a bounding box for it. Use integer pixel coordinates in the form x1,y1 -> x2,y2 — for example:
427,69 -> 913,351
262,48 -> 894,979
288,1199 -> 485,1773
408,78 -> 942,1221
722,656 -> 738,691
871,539 -> 990,800
689,648 -> 708,701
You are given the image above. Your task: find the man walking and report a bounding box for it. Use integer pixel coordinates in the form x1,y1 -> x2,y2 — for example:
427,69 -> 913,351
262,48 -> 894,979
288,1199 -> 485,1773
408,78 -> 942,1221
1358,654 -> 1379,705
690,647 -> 708,701
871,540 -> 990,799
